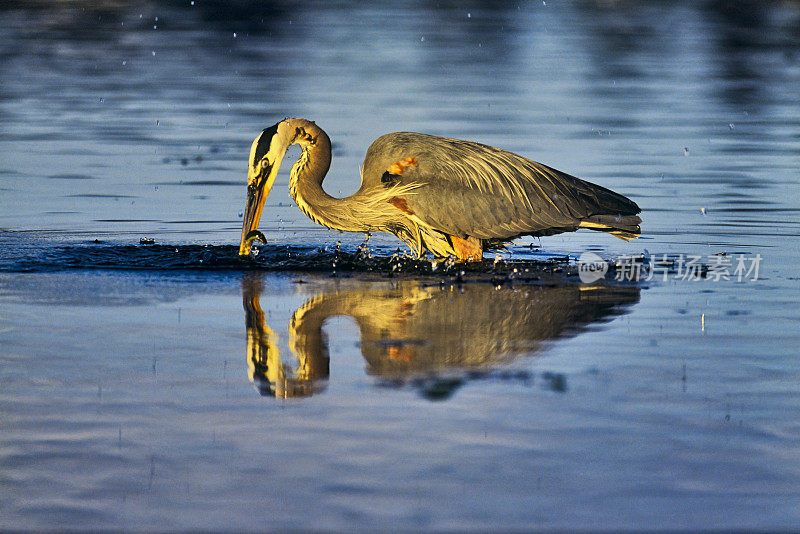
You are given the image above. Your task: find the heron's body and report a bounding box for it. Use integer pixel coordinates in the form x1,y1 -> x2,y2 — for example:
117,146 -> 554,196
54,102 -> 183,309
239,118 -> 641,260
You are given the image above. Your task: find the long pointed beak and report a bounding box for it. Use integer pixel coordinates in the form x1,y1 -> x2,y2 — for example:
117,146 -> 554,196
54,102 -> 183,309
238,164 -> 273,256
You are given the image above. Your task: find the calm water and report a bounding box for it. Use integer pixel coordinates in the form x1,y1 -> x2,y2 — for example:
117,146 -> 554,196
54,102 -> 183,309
1,1 -> 799,530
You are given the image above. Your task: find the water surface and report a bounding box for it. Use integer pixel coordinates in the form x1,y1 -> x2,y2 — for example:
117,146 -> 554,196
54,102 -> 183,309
1,1 -> 799,530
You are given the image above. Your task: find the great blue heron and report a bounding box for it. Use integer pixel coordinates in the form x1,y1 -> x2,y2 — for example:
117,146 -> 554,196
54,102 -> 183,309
239,118 -> 641,261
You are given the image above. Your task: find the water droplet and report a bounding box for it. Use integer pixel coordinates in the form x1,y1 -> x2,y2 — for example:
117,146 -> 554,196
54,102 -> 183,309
683,147 -> 690,156
152,51 -> 156,56
122,60 -> 127,66
728,123 -> 735,130
154,16 -> 159,21
237,210 -> 243,218
700,207 -> 707,215
420,36 -> 425,42
154,186 -> 159,191
191,0 -> 195,4
156,119 -> 159,126
467,12 -> 471,18
233,32 -> 237,38
153,25 -> 157,30
99,98 -> 104,103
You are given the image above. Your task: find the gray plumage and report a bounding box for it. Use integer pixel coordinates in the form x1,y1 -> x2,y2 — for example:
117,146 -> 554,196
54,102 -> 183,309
362,132 -> 641,240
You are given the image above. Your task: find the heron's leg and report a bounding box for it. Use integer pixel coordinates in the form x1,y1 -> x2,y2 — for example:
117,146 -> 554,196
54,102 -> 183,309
450,235 -> 483,262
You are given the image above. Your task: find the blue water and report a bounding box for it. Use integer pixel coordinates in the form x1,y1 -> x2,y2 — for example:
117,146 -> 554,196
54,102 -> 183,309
1,1 -> 799,530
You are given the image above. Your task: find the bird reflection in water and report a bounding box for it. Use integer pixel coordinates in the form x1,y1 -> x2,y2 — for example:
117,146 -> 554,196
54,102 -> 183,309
242,275 -> 640,399
243,277 -> 330,398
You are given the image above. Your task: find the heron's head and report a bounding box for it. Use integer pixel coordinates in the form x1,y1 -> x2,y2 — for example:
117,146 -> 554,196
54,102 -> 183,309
239,122 -> 285,256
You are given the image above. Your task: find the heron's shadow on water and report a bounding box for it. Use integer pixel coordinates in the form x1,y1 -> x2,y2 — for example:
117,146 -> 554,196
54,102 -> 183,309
242,274 -> 640,400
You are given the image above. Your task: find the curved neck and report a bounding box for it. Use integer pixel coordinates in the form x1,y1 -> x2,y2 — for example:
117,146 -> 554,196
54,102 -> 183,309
280,119 -> 370,232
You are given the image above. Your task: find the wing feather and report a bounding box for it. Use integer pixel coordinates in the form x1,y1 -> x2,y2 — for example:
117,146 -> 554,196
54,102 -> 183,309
363,133 -> 640,241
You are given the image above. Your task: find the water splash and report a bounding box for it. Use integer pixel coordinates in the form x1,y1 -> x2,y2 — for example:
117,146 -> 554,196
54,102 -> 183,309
0,238 -> 589,280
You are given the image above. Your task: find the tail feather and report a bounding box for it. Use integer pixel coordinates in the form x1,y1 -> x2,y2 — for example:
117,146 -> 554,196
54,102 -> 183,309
579,214 -> 642,241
